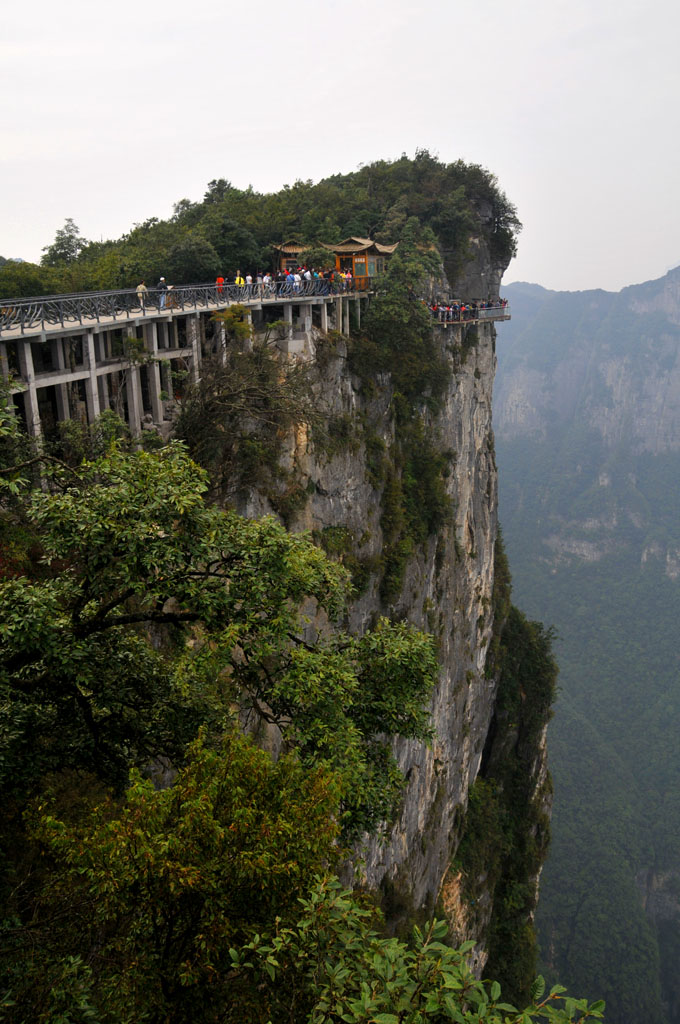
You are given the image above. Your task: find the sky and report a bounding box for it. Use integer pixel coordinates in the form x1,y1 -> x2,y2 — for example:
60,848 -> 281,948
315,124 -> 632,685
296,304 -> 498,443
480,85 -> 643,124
2,0 -> 679,293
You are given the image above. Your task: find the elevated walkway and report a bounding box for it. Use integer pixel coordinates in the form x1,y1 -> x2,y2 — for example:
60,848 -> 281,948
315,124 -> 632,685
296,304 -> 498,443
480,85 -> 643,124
0,279 -> 510,441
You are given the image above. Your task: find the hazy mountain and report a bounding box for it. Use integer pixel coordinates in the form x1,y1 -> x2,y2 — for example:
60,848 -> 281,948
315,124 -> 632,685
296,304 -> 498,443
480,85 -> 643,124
494,268 -> 680,1024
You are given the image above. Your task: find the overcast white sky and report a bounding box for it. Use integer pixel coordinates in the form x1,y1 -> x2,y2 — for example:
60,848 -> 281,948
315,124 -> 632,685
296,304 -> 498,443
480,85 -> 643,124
2,0 -> 679,292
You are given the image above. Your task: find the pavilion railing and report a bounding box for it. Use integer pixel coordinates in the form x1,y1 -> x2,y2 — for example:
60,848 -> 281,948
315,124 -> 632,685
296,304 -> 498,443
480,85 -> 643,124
0,278 -> 375,337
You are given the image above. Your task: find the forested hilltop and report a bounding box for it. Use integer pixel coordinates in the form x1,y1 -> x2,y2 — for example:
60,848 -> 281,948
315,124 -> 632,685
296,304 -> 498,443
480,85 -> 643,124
0,150 -> 518,298
0,154 -> 605,1023
494,271 -> 680,1024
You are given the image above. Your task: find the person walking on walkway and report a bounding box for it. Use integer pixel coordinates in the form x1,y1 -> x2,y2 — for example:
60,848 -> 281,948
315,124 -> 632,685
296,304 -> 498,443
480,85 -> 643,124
157,277 -> 168,310
136,281 -> 148,310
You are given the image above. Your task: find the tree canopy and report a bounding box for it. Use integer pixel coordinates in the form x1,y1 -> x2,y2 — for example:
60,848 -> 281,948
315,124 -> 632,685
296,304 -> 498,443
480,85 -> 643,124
1,151 -> 520,298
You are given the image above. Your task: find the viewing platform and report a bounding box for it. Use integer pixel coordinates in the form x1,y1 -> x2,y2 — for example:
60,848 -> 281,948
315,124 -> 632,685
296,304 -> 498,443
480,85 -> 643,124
0,280 -> 510,441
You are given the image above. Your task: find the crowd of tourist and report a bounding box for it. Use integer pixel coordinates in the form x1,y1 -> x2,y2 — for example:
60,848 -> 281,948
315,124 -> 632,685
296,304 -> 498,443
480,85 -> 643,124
216,267 -> 358,297
135,271 -> 509,322
427,298 -> 508,323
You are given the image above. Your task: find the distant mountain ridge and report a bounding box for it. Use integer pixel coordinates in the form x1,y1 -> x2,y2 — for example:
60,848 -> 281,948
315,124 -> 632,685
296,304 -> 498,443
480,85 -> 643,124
493,268 -> 680,1024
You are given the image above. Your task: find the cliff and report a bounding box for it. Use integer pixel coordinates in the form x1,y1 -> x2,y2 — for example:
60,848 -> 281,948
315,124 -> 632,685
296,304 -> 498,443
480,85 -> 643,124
235,283 -> 551,994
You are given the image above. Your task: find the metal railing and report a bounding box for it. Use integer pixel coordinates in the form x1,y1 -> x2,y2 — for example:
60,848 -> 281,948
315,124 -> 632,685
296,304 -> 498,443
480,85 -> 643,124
0,278 -> 374,338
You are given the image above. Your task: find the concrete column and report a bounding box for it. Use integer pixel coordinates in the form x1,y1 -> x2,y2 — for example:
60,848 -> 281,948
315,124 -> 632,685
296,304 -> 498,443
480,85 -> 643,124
145,323 -> 164,424
343,298 -> 350,336
98,373 -> 110,412
16,340 -> 41,437
355,297 -> 361,328
0,342 -> 10,382
51,337 -> 70,420
218,321 -> 227,365
160,359 -> 173,400
334,297 -> 343,331
284,304 -> 293,340
16,339 -> 40,436
83,332 -> 101,424
301,304 -> 313,334
320,302 -> 328,333
243,311 -> 253,352
188,315 -> 201,382
125,366 -> 143,437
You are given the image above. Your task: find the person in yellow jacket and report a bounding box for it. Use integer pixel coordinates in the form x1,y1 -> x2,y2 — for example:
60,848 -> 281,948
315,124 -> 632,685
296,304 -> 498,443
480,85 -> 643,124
234,271 -> 245,288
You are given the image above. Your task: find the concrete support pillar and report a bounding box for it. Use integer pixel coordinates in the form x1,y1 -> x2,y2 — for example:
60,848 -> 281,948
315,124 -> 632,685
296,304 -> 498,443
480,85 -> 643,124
343,298 -> 350,336
98,373 -> 110,412
0,343 -> 16,420
83,333 -> 101,424
160,359 -> 172,400
188,315 -> 201,382
0,342 -> 10,382
145,323 -> 164,424
218,322 -> 227,365
320,302 -> 328,333
302,304 -> 313,333
16,340 -> 41,437
334,297 -> 343,332
126,366 -> 143,437
284,304 -> 293,340
243,311 -> 254,352
355,297 -> 361,328
51,337 -> 71,420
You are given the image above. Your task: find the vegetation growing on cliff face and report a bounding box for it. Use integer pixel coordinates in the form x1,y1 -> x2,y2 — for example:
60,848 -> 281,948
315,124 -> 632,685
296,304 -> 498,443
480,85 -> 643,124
0,404 -> 603,1023
454,538 -> 556,1008
174,306 -> 318,512
0,150 -> 520,298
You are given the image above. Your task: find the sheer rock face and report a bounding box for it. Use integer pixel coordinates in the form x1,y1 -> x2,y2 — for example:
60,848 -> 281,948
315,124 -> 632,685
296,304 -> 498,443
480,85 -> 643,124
245,319 -> 504,918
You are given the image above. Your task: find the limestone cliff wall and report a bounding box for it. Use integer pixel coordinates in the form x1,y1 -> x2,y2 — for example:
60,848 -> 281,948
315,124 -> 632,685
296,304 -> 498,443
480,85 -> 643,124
244,318 -> 504,925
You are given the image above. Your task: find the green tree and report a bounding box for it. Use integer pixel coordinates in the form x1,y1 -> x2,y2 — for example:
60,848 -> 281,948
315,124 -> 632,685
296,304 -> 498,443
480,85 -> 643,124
238,878 -> 605,1024
0,441 -> 436,835
5,730 -> 341,1023
166,234 -> 221,284
0,260 -> 60,300
41,218 -> 87,267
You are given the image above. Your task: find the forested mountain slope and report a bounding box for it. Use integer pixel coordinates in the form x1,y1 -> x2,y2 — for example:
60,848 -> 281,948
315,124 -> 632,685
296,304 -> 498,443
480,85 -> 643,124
493,270 -> 680,1024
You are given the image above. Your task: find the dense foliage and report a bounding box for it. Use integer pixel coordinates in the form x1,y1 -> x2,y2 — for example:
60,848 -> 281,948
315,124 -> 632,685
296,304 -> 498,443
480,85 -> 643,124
0,371 -> 603,1020
455,539 -> 556,1007
0,150 -> 520,298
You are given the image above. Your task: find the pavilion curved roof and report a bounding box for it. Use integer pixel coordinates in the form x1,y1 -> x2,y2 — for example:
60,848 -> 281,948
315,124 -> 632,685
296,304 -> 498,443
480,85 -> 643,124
274,237 -> 398,256
321,237 -> 399,255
